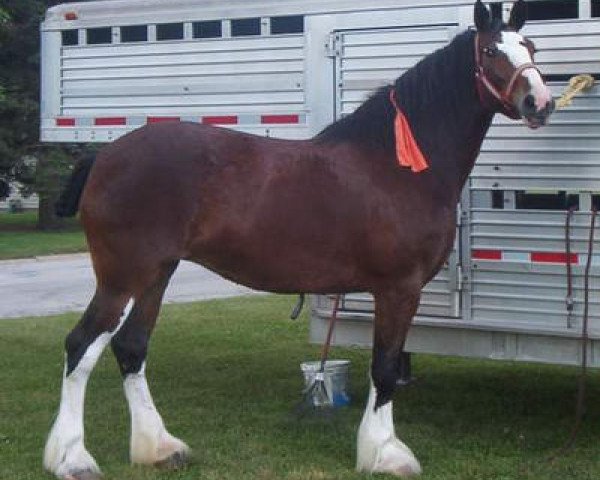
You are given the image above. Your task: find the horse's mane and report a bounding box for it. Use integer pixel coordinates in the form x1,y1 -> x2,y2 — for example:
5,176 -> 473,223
314,29 -> 479,156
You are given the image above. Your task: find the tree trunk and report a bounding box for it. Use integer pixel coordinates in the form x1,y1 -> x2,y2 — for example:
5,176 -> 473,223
37,192 -> 64,230
36,150 -> 70,231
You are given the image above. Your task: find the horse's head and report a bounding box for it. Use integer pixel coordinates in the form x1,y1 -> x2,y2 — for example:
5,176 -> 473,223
474,0 -> 554,129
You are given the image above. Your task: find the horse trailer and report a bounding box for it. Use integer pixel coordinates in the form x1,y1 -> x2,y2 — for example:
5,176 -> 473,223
41,0 -> 600,367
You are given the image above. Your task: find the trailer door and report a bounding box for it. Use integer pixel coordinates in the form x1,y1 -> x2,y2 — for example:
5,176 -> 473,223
331,24 -> 462,319
467,19 -> 600,334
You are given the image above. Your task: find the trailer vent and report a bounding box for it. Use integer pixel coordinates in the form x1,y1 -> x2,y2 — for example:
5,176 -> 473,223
270,15 -> 304,35
121,25 -> 147,43
157,23 -> 184,41
61,29 -> 78,46
193,20 -> 222,39
86,27 -> 111,45
231,18 -> 261,37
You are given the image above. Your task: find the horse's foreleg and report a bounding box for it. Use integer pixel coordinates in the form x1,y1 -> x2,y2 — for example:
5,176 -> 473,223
110,261 -> 189,468
44,290 -> 132,480
357,288 -> 422,477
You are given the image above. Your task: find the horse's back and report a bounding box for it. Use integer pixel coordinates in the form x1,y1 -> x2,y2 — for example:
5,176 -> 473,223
81,122 -> 269,213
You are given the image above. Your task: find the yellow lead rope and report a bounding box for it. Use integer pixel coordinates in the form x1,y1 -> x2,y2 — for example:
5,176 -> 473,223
556,74 -> 595,109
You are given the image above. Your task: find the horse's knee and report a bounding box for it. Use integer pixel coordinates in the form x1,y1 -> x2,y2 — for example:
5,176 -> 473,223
64,325 -> 89,375
65,321 -> 107,376
64,294 -> 131,375
111,325 -> 149,376
111,266 -> 177,376
371,289 -> 419,408
371,350 -> 402,409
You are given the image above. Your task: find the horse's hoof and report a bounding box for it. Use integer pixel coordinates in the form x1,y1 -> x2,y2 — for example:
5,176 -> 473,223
374,439 -> 422,477
357,436 -> 422,477
63,470 -> 102,480
154,450 -> 189,470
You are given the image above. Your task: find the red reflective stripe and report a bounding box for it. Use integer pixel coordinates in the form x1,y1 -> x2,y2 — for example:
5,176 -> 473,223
95,117 -> 126,126
531,252 -> 578,264
472,249 -> 502,261
56,118 -> 76,127
261,114 -> 299,124
147,116 -> 180,124
202,116 -> 238,125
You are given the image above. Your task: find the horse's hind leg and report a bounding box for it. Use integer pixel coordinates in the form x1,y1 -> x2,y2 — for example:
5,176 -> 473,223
110,260 -> 189,468
356,287 -> 422,477
44,289 -> 133,480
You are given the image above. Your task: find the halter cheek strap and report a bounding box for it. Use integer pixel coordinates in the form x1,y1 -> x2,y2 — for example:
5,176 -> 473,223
475,33 -> 541,119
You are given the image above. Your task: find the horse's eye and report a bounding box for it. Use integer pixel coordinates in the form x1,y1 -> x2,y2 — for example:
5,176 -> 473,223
483,46 -> 498,57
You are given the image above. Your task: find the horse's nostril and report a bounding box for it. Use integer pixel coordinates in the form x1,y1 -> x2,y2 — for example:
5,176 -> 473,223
523,94 -> 536,111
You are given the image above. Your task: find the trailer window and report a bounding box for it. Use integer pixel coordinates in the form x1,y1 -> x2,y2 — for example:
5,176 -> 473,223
61,29 -> 78,46
87,27 -> 112,45
121,25 -> 147,43
231,18 -> 261,36
593,0 -> 600,17
526,0 -> 578,20
157,23 -> 184,41
270,15 -> 304,35
193,20 -> 222,39
515,191 -> 578,210
491,190 -> 504,209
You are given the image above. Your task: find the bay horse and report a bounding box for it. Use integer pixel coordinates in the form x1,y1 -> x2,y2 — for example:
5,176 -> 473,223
45,1 -> 554,478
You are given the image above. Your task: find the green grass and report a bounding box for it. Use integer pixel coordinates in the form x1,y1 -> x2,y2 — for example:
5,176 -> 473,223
1,295 -> 599,479
0,211 -> 87,259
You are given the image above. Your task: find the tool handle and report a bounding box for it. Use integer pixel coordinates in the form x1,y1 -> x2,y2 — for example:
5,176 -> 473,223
319,294 -> 341,372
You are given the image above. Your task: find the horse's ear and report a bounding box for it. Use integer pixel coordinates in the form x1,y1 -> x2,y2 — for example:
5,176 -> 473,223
474,0 -> 492,32
508,0 -> 528,31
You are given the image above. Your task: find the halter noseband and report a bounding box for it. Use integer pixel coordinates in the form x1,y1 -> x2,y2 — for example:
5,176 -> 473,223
474,33 -> 541,119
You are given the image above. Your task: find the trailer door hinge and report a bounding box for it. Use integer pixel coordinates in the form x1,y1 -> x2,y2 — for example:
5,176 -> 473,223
326,33 -> 341,58
456,264 -> 464,292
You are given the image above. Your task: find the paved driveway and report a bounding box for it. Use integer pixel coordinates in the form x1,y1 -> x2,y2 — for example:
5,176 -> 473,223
0,254 -> 258,319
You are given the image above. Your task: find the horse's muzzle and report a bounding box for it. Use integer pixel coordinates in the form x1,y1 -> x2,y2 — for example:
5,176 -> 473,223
520,95 -> 555,129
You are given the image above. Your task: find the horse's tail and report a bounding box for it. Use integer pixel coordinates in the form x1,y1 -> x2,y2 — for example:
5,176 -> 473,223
55,155 -> 96,217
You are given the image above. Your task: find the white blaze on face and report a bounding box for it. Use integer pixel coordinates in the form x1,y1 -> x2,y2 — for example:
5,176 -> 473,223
497,31 -> 552,111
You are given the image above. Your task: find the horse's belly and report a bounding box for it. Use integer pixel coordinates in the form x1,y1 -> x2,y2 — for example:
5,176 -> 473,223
186,237 -> 368,294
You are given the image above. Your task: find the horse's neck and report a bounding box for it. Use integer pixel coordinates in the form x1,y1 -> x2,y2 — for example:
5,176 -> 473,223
312,31 -> 495,198
398,35 -> 495,196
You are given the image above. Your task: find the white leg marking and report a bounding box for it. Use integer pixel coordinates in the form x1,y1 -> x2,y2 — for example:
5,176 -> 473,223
124,362 -> 190,465
357,381 -> 421,477
44,299 -> 133,478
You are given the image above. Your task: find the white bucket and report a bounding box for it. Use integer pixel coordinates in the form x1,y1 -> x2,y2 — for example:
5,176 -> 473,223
300,360 -> 351,407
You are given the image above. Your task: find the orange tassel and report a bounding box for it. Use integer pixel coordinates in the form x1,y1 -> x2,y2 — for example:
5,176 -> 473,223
390,90 -> 429,173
